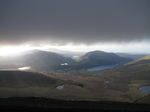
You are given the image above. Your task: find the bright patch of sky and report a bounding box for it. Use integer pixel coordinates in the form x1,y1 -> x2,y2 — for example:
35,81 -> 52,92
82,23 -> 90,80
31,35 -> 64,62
0,41 -> 149,57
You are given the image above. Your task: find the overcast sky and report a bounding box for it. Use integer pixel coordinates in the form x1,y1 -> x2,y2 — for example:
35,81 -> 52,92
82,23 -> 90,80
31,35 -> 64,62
0,0 -> 150,52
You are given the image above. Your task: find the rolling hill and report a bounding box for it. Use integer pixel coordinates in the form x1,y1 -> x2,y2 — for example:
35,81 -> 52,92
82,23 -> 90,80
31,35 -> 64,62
75,50 -> 133,69
20,50 -> 76,71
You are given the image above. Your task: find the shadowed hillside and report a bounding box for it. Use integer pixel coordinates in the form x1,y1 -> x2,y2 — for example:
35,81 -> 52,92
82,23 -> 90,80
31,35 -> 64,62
121,55 -> 150,80
20,50 -> 76,71
0,71 -> 102,100
0,71 -> 65,98
0,50 -> 76,71
75,50 -> 133,69
0,71 -> 63,87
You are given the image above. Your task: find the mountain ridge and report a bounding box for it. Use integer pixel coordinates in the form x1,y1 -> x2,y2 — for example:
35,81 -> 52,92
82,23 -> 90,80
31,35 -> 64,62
0,50 -> 138,71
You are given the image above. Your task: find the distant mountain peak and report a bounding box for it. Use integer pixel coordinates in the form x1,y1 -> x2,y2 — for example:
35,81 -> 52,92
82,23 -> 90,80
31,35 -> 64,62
87,50 -> 106,54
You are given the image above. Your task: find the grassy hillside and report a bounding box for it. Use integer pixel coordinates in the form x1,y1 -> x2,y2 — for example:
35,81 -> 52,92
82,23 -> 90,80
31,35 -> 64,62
75,50 -> 133,69
125,55 -> 150,65
93,56 -> 150,102
49,55 -> 150,103
135,94 -> 150,104
0,71 -> 103,100
121,55 -> 150,80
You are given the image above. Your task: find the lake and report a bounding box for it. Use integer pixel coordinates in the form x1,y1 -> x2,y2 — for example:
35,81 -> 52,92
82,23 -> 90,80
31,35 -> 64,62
55,85 -> 64,90
87,64 -> 119,72
139,86 -> 150,93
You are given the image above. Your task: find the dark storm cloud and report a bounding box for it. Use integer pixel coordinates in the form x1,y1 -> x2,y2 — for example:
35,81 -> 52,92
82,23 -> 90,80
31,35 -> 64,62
0,0 -> 150,46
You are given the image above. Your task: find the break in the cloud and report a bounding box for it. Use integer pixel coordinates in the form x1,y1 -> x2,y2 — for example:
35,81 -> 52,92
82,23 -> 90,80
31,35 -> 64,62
0,0 -> 150,46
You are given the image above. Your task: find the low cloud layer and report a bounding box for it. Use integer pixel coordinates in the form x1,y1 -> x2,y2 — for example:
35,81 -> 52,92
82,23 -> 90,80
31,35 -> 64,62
0,0 -> 150,46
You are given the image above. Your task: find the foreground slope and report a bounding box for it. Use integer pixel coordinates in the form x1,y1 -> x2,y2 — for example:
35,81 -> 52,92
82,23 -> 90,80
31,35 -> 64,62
0,71 -> 101,100
0,71 -> 62,87
0,97 -> 150,112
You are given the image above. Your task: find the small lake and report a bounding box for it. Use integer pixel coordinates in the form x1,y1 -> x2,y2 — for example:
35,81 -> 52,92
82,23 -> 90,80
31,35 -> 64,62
55,85 -> 64,90
87,64 -> 119,72
139,86 -> 150,93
